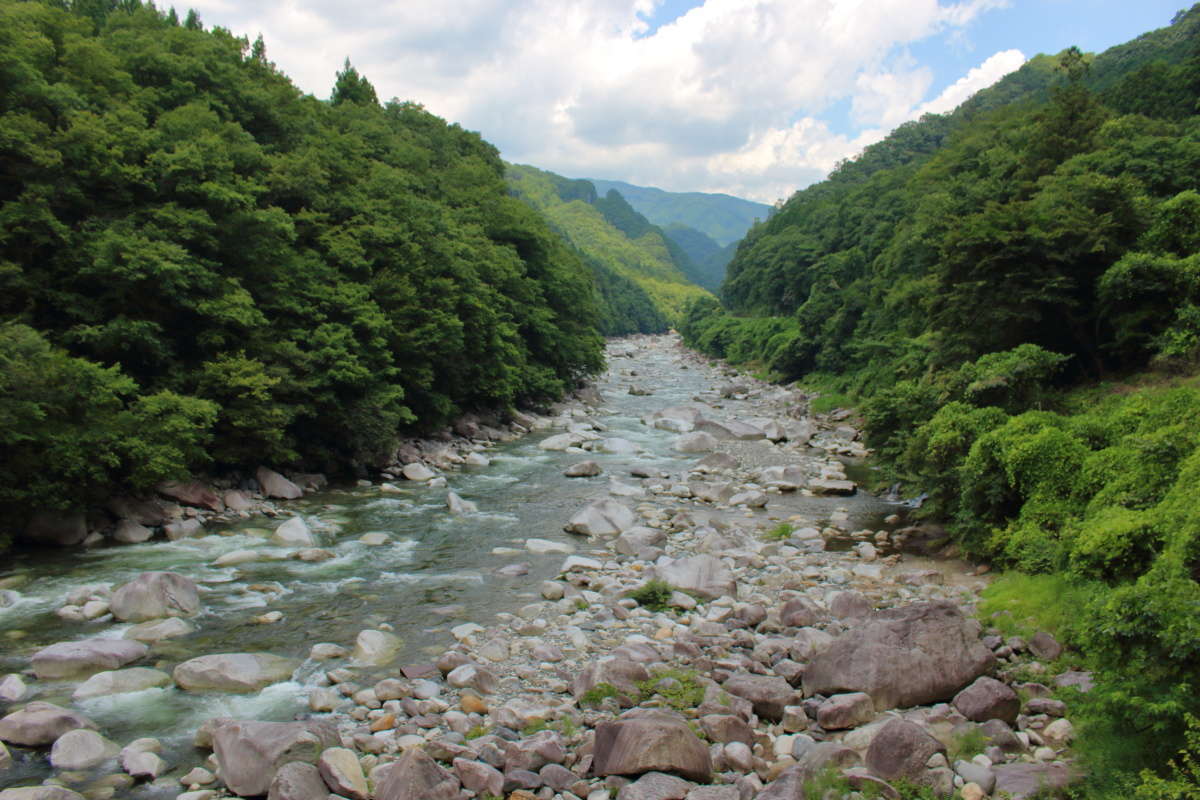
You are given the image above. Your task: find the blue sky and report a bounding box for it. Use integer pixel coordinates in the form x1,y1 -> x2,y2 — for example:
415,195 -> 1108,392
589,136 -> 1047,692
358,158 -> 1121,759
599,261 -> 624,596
185,0 -> 1188,202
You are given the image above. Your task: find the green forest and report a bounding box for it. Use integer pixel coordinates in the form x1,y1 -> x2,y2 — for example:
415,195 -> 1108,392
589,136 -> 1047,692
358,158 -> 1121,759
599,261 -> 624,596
682,7 -> 1200,795
506,163 -> 712,322
0,0 -> 629,541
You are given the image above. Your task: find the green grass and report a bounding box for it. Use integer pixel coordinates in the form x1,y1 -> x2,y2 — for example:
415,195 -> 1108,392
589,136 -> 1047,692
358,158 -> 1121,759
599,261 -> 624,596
977,572 -> 1091,641
465,724 -> 489,740
803,766 -> 854,800
629,579 -> 674,612
637,668 -> 705,712
580,682 -> 622,707
948,726 -> 989,761
763,522 -> 795,541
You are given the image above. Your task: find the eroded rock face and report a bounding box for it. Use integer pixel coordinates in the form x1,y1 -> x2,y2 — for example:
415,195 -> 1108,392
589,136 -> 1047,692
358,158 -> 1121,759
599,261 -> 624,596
174,653 -> 299,692
212,720 -> 339,797
0,702 -> 96,747
110,571 -> 200,622
372,747 -> 462,800
31,639 -> 148,680
592,710 -> 711,782
802,602 -> 996,710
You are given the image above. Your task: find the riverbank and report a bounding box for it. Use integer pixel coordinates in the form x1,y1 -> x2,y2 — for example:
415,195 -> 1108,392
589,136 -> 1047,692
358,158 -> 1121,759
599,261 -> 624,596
0,335 -> 1084,800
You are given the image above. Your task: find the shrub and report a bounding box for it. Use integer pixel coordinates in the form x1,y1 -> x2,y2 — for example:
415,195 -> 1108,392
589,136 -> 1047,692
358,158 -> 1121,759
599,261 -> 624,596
629,579 -> 673,612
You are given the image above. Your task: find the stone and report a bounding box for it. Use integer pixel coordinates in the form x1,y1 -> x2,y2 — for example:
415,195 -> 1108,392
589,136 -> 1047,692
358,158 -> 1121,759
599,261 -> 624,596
808,479 -> 856,496
0,675 -> 28,704
617,771 -> 694,799
803,602 -> 995,710
121,741 -> 167,779
447,664 -> 499,694
224,490 -> 254,511
817,692 -> 875,730
0,789 -> 85,800
564,499 -> 637,537
673,432 -> 719,453
352,629 -> 401,666
699,715 -> 754,746
828,590 -> 872,620
602,437 -> 641,454
1028,632 -> 1063,662
158,481 -> 224,511
113,519 -> 154,544
953,761 -> 996,794
526,538 -> 574,554
110,571 -> 199,622
31,638 -> 147,680
953,676 -> 1020,724
213,719 -> 339,797
593,710 -> 711,783
21,510 -> 88,546
373,746 -> 461,800
272,516 -> 315,547
446,491 -> 477,515
401,463 -> 436,482
454,758 -> 504,796
49,729 -> 118,769
780,597 -> 824,628
654,554 -> 735,600
614,526 -> 667,556
318,747 -> 369,800
865,719 -> 946,782
213,549 -> 263,566
572,658 -> 651,700
0,703 -> 96,747
267,761 -> 327,800
164,518 -> 204,540
505,730 -> 566,771
257,467 -> 303,499
124,617 -> 193,643
565,461 -> 603,477
72,667 -> 172,700
992,763 -> 1075,799
1042,718 -> 1074,747
722,673 -> 796,721
174,653 -> 299,692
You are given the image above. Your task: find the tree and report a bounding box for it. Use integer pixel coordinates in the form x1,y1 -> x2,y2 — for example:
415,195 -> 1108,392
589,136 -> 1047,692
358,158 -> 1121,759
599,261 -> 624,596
331,58 -> 378,106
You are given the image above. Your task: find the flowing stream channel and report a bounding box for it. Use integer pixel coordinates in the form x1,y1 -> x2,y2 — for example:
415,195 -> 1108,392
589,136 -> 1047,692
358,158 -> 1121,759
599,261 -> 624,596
0,335 -> 902,796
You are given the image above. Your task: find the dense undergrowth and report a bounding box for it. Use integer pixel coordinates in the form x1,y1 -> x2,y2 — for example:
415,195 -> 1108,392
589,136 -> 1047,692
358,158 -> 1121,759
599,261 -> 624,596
681,7 -> 1200,794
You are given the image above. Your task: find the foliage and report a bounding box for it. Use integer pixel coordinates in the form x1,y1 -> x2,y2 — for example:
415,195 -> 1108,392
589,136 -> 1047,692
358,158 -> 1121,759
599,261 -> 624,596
947,726 -> 989,762
628,579 -> 673,612
0,0 -> 608,538
1135,715 -> 1200,800
636,668 -> 705,712
579,682 -> 621,707
763,522 -> 794,541
587,178 -> 770,247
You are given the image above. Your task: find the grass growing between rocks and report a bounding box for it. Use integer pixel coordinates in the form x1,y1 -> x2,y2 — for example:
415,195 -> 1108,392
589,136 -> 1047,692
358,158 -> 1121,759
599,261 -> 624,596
637,668 -> 705,712
763,522 -> 795,541
580,682 -> 622,707
947,726 -> 989,762
629,579 -> 674,612
977,573 -> 1090,640
802,766 -> 854,800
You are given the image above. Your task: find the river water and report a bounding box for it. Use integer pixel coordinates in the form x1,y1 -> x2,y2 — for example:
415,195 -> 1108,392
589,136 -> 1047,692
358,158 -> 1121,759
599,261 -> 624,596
0,335 -> 899,796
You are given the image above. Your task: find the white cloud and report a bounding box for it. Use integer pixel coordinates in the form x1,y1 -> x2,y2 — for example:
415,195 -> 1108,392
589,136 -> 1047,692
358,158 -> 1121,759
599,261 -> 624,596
185,0 -> 1023,202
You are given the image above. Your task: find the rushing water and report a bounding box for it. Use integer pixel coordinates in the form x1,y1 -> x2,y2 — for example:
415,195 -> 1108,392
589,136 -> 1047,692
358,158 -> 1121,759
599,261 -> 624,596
0,336 -> 898,795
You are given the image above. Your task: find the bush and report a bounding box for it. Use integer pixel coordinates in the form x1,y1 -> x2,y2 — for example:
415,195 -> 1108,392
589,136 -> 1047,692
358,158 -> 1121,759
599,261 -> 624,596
629,579 -> 673,612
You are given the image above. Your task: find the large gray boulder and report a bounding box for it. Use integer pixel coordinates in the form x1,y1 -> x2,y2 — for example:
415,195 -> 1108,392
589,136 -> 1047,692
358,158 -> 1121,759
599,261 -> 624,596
271,516 -> 315,547
31,639 -> 147,680
113,519 -> 154,544
673,432 -> 719,453
0,702 -> 95,747
212,719 -> 339,797
157,481 -> 224,511
373,747 -> 461,800
865,719 -> 946,782
267,761 -> 327,800
802,602 -> 995,710
110,571 -> 199,622
72,667 -> 172,700
953,676 -> 1020,724
614,526 -> 667,556
0,789 -> 86,800
593,710 -> 711,782
722,673 -> 796,721
21,511 -> 87,547
317,747 -> 369,800
653,554 -> 735,600
256,467 -> 303,500
49,729 -> 118,770
564,499 -> 636,537
174,653 -> 299,692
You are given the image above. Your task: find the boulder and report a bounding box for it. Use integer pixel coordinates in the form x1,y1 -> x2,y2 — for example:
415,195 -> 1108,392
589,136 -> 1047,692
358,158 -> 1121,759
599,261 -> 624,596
49,729 -> 118,770
317,747 -> 369,800
780,597 -> 825,628
0,702 -> 96,747
268,761 -> 327,800
593,710 -> 711,782
865,719 -> 945,782
72,667 -> 172,700
124,617 -> 194,643
351,628 -> 401,667
803,602 -> 995,710
602,437 -> 640,454
271,516 -> 315,547
113,519 -> 154,544
212,720 -> 339,797
953,677 -> 1020,724
373,747 -> 461,800
446,491 -> 477,515
653,555 -> 735,600
614,526 -> 667,556
454,758 -> 504,797
1028,632 -> 1063,661
0,789 -> 85,800
157,481 -> 224,511
107,496 -> 172,527
808,479 -> 857,496
110,571 -> 199,622
992,763 -> 1075,799
174,653 -> 299,692
817,692 -> 875,730
722,673 -> 796,721
447,664 -> 499,694
256,467 -> 303,500
564,499 -> 636,537
572,658 -> 651,699
828,590 -> 872,620
617,772 -> 694,800
164,518 -> 204,540
0,674 -> 28,704
673,432 -> 719,453
120,739 -> 167,779
401,463 -> 436,482
31,638 -> 147,680
21,511 -> 88,547
224,490 -> 255,511
564,461 -> 602,478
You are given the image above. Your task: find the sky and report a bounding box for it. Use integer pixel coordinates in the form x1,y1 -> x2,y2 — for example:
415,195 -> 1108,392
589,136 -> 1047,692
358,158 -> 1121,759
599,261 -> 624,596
183,0 -> 1187,203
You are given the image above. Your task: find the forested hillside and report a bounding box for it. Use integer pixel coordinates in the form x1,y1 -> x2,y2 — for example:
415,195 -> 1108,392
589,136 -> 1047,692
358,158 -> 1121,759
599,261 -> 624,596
588,178 -> 770,246
682,6 -> 1200,792
507,164 -> 712,322
661,223 -> 734,293
0,0 -> 608,539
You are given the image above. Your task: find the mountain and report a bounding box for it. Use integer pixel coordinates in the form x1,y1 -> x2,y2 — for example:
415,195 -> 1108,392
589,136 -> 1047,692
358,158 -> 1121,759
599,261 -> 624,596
506,165 -> 712,322
661,224 -> 736,294
586,179 -> 770,246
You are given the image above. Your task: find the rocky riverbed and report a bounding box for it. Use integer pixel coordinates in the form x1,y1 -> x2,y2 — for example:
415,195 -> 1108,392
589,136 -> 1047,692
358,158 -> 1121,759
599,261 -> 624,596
0,335 -> 1084,800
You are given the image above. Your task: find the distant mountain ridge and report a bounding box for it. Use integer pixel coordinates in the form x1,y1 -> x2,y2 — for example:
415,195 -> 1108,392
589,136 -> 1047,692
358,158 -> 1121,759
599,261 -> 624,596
586,179 -> 771,246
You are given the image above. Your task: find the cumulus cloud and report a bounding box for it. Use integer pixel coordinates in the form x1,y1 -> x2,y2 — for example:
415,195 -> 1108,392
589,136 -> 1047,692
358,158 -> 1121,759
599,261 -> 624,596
186,0 -> 1024,202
